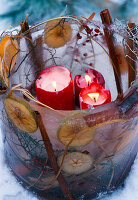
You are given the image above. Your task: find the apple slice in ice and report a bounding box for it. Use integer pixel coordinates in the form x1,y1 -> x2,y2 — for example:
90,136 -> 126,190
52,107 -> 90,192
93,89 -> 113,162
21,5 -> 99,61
58,152 -> 93,175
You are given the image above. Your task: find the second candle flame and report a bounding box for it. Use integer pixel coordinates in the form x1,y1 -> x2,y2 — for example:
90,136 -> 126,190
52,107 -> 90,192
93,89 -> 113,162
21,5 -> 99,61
52,81 -> 57,91
85,75 -> 91,86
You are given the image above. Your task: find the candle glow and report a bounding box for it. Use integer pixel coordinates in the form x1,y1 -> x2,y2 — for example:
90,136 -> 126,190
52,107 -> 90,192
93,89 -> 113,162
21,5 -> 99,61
85,75 -> 91,86
88,92 -> 99,102
52,81 -> 57,91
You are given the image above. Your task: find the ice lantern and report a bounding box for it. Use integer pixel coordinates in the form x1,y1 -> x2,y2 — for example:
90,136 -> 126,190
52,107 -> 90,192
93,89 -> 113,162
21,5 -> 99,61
0,9 -> 137,200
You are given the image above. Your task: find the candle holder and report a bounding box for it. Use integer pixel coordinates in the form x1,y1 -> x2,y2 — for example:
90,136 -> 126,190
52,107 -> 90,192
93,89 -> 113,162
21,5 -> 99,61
0,9 -> 137,200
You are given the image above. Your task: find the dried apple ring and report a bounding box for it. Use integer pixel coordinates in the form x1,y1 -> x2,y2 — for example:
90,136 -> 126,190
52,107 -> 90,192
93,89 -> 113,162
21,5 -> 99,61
57,111 -> 96,147
58,152 -> 93,175
44,19 -> 72,48
4,96 -> 38,133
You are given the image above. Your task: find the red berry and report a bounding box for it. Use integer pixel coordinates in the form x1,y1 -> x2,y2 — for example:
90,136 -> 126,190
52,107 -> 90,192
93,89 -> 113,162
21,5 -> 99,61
93,34 -> 98,37
77,33 -> 82,40
74,58 -> 79,62
94,28 -> 100,33
83,53 -> 87,56
86,39 -> 90,42
83,23 -> 87,28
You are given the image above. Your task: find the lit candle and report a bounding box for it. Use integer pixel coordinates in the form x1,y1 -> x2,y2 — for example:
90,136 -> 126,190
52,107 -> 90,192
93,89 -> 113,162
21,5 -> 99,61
85,74 -> 91,86
79,82 -> 111,109
35,65 -> 74,110
74,69 -> 105,106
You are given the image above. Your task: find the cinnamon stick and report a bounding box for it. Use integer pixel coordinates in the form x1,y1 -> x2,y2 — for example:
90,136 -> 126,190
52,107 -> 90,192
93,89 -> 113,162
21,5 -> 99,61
20,19 -> 42,69
100,9 -> 123,98
20,20 -> 29,33
126,23 -> 136,87
35,111 -> 74,200
84,106 -> 121,127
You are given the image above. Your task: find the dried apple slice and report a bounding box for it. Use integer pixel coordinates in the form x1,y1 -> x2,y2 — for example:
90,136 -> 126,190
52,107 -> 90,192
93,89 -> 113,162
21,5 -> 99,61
4,96 -> 38,133
0,35 -> 18,72
0,56 -> 9,92
44,19 -> 72,48
57,111 -> 96,147
57,152 -> 93,175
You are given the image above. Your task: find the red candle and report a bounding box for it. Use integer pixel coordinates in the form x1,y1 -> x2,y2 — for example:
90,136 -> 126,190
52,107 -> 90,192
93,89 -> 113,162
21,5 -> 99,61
35,65 -> 74,110
74,69 -> 105,105
79,82 -> 111,109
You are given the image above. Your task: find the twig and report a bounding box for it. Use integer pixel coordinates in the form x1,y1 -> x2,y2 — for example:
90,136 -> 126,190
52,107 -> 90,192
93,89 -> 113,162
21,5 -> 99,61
126,23 -> 136,87
20,14 -> 29,34
35,111 -> 74,200
100,9 -> 123,99
20,18 -> 42,93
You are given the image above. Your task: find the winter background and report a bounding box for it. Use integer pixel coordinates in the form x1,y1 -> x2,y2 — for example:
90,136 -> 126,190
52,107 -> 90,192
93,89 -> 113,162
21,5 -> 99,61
0,0 -> 138,200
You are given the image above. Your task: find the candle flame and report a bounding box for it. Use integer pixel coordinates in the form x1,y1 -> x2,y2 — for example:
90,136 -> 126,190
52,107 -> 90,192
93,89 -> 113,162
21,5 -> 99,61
88,93 -> 99,102
85,75 -> 91,86
52,81 -> 57,91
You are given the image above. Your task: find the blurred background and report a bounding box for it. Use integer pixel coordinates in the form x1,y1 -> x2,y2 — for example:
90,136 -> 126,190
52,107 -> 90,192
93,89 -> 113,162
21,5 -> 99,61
0,0 -> 137,31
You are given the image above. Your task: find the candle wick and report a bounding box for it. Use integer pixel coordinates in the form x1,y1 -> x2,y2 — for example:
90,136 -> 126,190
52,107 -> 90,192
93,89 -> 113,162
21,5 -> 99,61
93,97 -> 96,103
88,82 -> 89,87
55,88 -> 56,92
